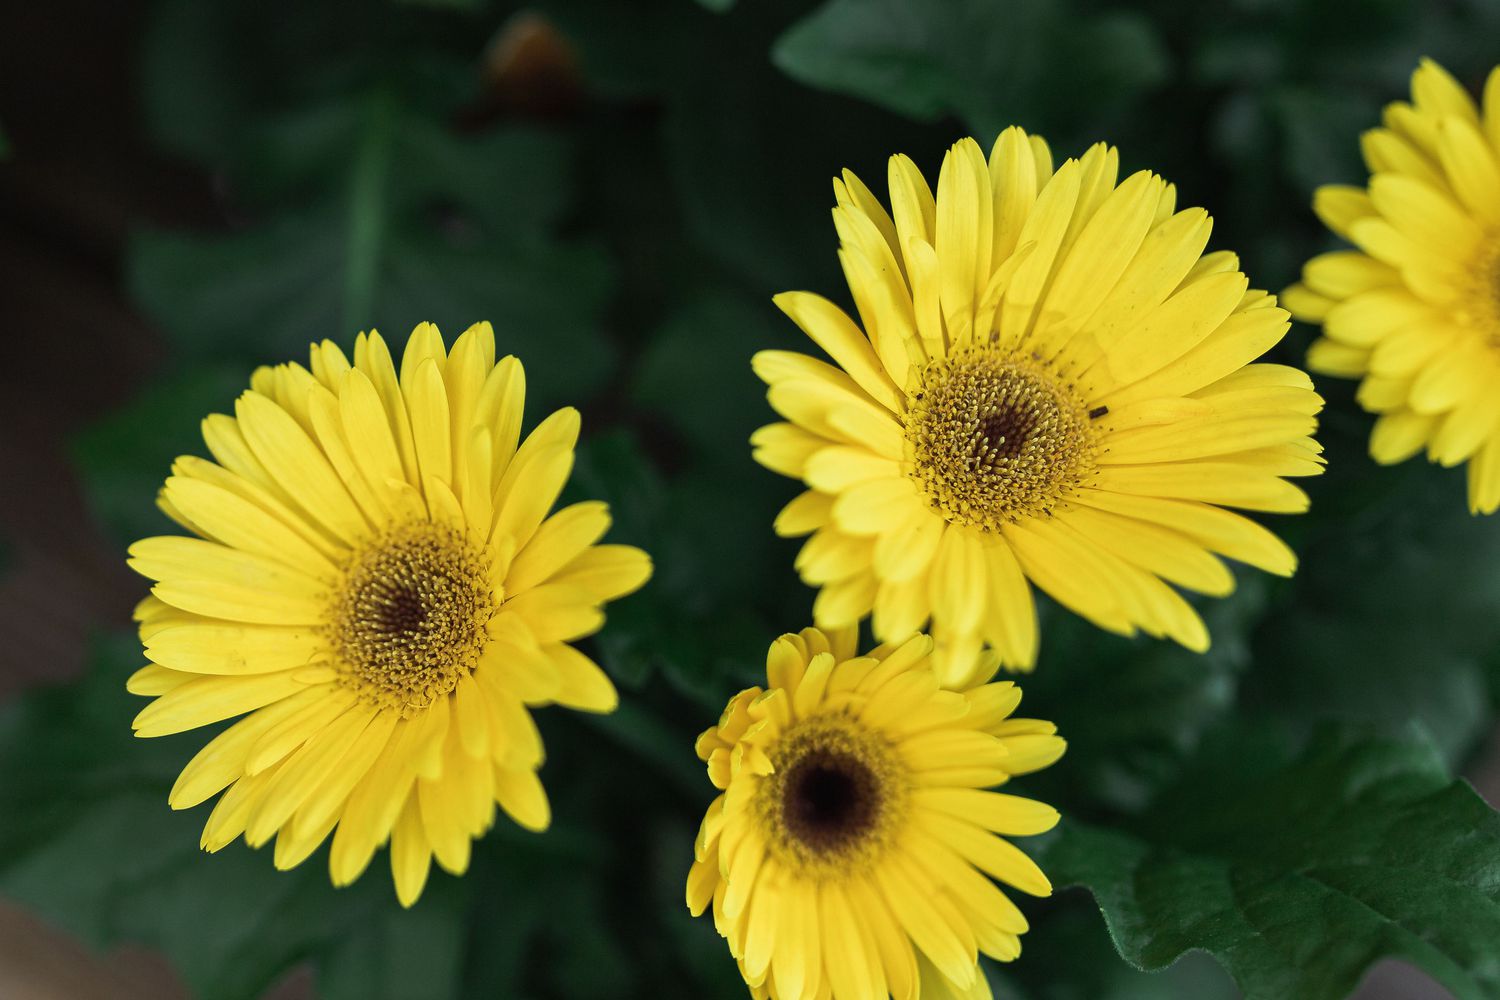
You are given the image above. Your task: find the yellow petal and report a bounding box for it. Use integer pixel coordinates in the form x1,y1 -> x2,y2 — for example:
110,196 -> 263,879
246,704 -> 376,847
1091,462 -> 1309,513
161,475 -> 339,580
166,687 -> 323,808
494,766 -> 550,831
549,645 -> 618,713
928,526 -> 987,637
235,391 -> 369,544
549,544 -> 652,602
133,671 -> 321,738
506,501 -> 611,594
391,792 -> 433,908
774,291 -> 903,412
913,788 -> 1060,836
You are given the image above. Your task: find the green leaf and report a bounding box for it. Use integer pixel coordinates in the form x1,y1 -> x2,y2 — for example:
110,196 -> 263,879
656,0 -> 950,295
1269,86 -> 1380,192
128,100 -> 616,410
0,636 -> 426,1000
997,894 -> 1236,1000
70,366 -> 250,547
319,889 -> 466,1000
133,0 -> 616,409
394,0 -> 486,9
773,0 -> 1170,141
1044,725 -> 1500,1000
661,68 -> 853,293
1247,432 -> 1500,765
1019,575 -> 1274,816
0,638 -> 649,1000
139,0 -> 475,166
534,0 -> 687,100
569,430 -> 793,702
633,291 -> 793,462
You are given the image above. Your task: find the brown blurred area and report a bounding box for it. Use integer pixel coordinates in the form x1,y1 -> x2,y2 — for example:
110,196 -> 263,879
0,1 -> 309,997
0,2 -> 1489,999
0,0 -> 164,704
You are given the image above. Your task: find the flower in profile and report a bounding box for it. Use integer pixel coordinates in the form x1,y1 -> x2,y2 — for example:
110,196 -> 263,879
687,626 -> 1064,1000
754,129 -> 1321,683
1284,58 -> 1500,514
126,322 -> 651,906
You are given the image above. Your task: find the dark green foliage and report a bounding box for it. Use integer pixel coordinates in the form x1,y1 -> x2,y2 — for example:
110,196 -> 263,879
774,0 -> 1171,142
0,637 -> 464,1000
133,0 -> 615,409
1248,420 -> 1500,765
1017,576 -> 1273,818
1043,726 -> 1500,999
12,0 -> 1500,997
72,367 -> 249,546
127,104 -> 616,408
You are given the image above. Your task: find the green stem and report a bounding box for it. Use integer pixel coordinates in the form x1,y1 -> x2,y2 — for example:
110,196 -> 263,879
342,92 -> 394,334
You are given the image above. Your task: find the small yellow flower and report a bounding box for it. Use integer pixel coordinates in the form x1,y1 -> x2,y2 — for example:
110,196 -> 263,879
1285,58 -> 1500,514
755,129 -> 1321,683
127,322 -> 651,906
687,626 -> 1065,1000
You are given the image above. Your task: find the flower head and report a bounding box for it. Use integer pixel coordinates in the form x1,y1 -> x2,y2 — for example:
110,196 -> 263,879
127,322 -> 651,905
687,626 -> 1065,1000
1284,58 -> 1500,514
755,129 -> 1321,683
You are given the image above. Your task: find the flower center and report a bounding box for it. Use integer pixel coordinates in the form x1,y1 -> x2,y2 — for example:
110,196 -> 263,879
1471,239 -> 1500,350
331,521 -> 495,714
904,349 -> 1095,529
758,718 -> 905,877
783,751 -> 880,851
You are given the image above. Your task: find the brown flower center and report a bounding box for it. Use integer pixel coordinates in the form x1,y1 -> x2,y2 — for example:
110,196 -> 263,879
332,521 -> 495,713
905,350 -> 1095,528
758,718 -> 905,876
782,749 -> 881,853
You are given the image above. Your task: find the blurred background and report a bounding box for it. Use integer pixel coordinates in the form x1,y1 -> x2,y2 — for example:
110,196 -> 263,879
3,0 -> 1500,997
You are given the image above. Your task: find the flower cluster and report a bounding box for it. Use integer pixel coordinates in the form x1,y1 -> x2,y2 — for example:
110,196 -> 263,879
125,55 -> 1499,1000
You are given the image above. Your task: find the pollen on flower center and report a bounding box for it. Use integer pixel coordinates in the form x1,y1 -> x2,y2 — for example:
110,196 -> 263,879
1469,238 -> 1500,349
905,348 -> 1095,529
759,718 -> 905,875
331,521 -> 495,714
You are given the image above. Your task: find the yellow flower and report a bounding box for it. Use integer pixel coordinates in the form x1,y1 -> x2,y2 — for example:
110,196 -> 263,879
686,626 -> 1065,1000
126,322 -> 651,906
1284,58 -> 1500,513
754,129 -> 1321,683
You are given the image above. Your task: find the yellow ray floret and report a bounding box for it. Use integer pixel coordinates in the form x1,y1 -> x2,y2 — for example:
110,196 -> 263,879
755,129 -> 1322,683
686,626 -> 1065,1000
126,321 -> 651,906
1285,57 -> 1500,514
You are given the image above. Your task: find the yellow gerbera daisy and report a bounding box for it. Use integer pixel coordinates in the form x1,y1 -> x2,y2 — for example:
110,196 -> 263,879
125,321 -> 651,906
1284,58 -> 1500,513
686,626 -> 1065,1000
754,129 -> 1322,683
